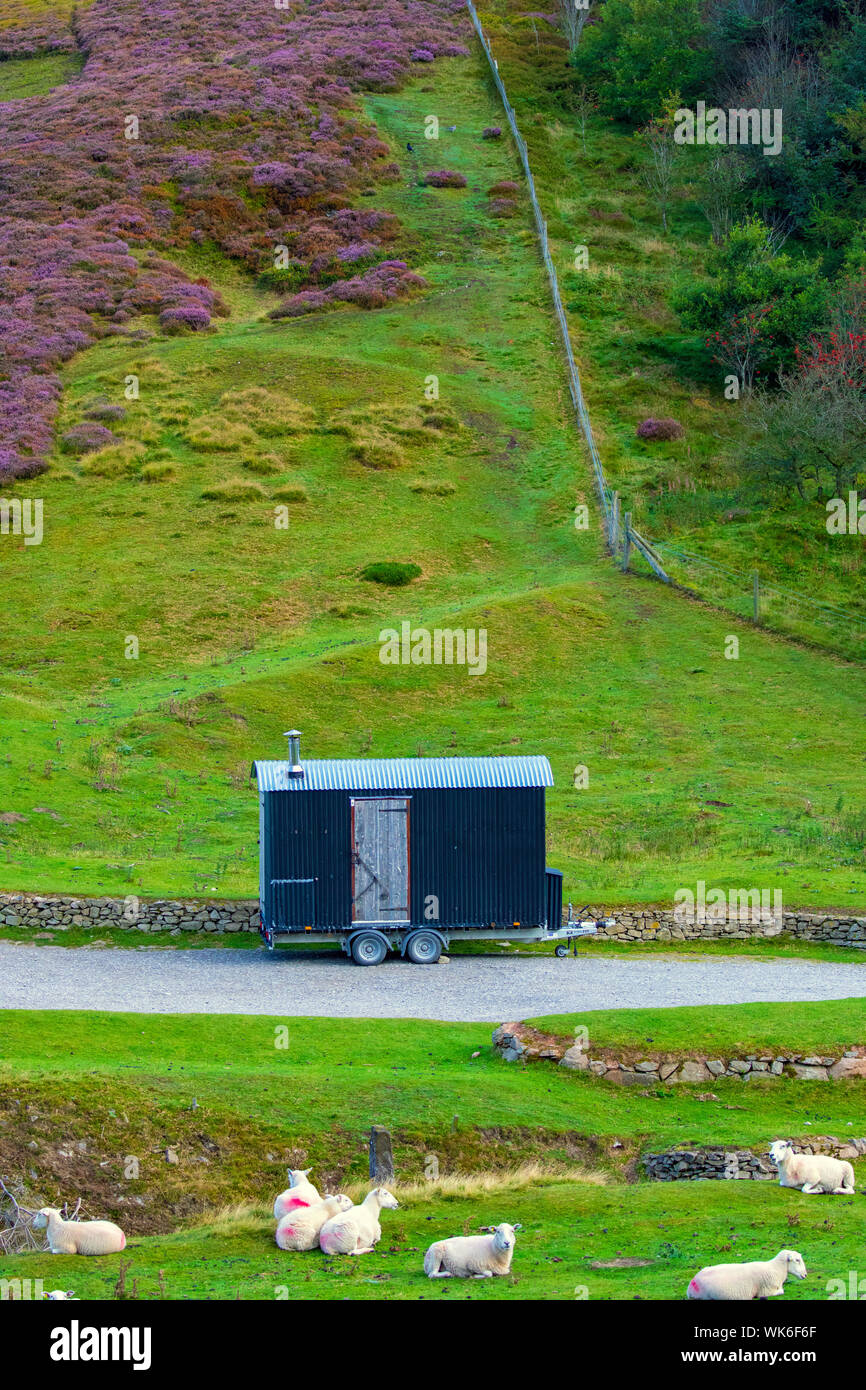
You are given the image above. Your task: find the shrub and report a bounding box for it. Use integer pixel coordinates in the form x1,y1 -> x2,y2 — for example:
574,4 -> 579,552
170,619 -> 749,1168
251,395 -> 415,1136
85,403 -> 127,422
61,422 -> 118,456
482,127 -> 502,139
422,170 -> 467,188
200,479 -> 267,502
160,305 -> 212,334
488,180 -> 520,196
488,198 -> 519,218
360,561 -> 422,585
636,417 -> 684,441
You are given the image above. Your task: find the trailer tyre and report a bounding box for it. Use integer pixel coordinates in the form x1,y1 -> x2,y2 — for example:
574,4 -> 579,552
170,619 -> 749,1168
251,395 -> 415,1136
405,930 -> 442,965
350,932 -> 388,967
554,944 -> 569,958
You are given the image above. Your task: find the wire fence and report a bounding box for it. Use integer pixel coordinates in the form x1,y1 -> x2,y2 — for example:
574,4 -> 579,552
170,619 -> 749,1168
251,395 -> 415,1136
465,0 -> 865,660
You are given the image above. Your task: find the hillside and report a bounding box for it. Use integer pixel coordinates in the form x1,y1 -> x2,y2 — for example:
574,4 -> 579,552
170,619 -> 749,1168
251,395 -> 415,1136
0,0 -> 864,908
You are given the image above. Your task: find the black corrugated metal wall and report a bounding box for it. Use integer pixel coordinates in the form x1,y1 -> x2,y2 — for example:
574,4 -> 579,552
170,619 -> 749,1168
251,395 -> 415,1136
261,786 -> 546,931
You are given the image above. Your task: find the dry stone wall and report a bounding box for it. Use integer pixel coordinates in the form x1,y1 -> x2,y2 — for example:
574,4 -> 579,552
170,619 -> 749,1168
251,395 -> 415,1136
644,1137 -> 866,1181
492,1024 -> 866,1084
0,892 -> 259,934
587,907 -> 866,947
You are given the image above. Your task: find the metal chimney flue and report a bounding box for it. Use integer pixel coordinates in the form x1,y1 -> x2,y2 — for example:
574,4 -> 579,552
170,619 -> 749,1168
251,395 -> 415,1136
284,729 -> 303,776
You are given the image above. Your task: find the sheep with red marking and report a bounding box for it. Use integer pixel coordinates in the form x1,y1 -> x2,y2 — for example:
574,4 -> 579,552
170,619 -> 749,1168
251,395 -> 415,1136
318,1187 -> 398,1255
273,1168 -> 320,1221
687,1250 -> 806,1300
275,1194 -> 353,1252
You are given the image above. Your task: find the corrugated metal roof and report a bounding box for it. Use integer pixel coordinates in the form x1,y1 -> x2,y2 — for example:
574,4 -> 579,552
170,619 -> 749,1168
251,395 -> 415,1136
250,755 -> 554,792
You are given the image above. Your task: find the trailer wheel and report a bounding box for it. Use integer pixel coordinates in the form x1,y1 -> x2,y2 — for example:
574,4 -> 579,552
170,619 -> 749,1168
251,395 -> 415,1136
554,944 -> 569,958
405,930 -> 442,965
350,932 -> 388,967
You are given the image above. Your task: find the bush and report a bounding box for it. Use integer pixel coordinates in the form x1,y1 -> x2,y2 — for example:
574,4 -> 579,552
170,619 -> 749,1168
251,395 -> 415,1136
487,180 -> 520,196
84,403 -> 127,423
636,417 -> 684,441
242,454 -> 282,475
571,0 -> 711,124
61,422 -> 118,456
360,561 -> 422,586
159,305 -> 212,333
422,170 -> 467,188
488,198 -> 519,218
482,127 -> 502,139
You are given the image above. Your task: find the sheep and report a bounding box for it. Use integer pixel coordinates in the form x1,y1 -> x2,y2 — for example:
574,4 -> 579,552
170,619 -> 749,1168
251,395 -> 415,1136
319,1187 -> 398,1255
273,1168 -> 321,1221
43,1290 -> 77,1300
424,1223 -> 517,1279
687,1249 -> 807,1300
769,1140 -> 856,1195
275,1194 -> 353,1252
33,1207 -> 126,1256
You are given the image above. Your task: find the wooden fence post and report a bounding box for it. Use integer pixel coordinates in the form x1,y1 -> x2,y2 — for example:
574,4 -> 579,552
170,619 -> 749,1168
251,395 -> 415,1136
753,570 -> 760,623
622,512 -> 632,571
369,1126 -> 394,1184
609,490 -> 620,554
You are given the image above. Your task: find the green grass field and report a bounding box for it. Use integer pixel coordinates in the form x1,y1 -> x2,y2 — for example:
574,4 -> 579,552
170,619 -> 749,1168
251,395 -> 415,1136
1,1005 -> 864,1299
0,9 -> 863,911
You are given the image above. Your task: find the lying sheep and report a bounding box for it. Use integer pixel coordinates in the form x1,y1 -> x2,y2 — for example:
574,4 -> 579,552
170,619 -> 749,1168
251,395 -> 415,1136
273,1168 -> 320,1221
34,1207 -> 126,1256
276,1195 -> 353,1252
424,1223 -> 517,1279
687,1249 -> 806,1300
319,1187 -> 398,1255
770,1140 -> 856,1195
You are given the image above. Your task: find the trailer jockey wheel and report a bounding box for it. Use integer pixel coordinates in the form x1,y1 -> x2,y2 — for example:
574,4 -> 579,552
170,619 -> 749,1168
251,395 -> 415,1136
554,944 -> 569,958
350,932 -> 388,966
405,930 -> 442,965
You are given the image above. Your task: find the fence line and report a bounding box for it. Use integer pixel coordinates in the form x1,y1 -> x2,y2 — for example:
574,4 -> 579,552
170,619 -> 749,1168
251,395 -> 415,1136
465,0 -> 865,658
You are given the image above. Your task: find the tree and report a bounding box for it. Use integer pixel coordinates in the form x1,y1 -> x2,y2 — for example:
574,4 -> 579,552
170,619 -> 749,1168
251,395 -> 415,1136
637,99 -> 680,232
558,0 -> 595,52
674,215 -> 829,387
697,150 -> 748,245
570,0 -> 711,124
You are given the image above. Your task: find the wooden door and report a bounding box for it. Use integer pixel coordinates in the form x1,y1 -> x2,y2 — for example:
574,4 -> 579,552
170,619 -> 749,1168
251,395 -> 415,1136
351,798 -> 410,923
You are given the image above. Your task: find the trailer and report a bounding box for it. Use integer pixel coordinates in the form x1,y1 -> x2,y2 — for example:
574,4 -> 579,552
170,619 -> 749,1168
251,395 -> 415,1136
251,733 -> 609,965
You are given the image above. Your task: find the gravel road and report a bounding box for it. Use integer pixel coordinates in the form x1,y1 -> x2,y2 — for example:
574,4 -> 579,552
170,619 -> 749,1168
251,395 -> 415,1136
0,942 -> 864,1020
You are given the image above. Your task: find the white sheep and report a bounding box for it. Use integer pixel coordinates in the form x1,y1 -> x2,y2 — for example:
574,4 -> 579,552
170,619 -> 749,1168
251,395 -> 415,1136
687,1249 -> 807,1300
424,1223 -> 517,1279
33,1207 -> 126,1256
319,1187 -> 398,1255
43,1290 -> 77,1300
273,1168 -> 321,1220
275,1194 -> 353,1252
770,1140 -> 856,1195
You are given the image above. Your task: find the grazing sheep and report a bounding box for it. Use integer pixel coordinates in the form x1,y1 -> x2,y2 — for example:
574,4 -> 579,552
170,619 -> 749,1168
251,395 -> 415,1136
687,1249 -> 807,1301
43,1290 -> 77,1300
273,1168 -> 320,1221
319,1187 -> 398,1255
33,1208 -> 126,1256
275,1195 -> 353,1252
770,1140 -> 856,1195
424,1223 -> 517,1279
